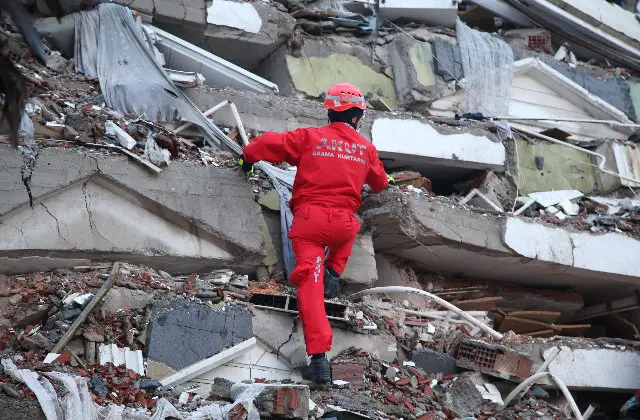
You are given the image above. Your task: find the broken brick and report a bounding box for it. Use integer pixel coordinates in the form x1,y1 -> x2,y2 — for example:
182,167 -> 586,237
54,350 -> 72,365
395,377 -> 411,386
332,363 -> 366,390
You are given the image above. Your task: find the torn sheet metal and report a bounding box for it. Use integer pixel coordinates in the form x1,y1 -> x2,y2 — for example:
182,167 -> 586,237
72,3 -> 240,154
74,4 -> 196,121
144,24 -> 279,94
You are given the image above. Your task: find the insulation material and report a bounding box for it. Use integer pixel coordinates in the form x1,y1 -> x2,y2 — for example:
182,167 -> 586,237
144,135 -> 171,166
259,163 -> 297,277
456,19 -> 514,116
74,4 -> 195,121
1,360 -> 266,419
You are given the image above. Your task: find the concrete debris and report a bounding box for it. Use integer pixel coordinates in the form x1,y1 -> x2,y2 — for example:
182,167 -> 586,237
3,1 -> 640,418
146,301 -> 253,371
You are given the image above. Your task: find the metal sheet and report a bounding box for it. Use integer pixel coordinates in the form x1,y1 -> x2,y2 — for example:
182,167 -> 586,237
144,24 -> 279,94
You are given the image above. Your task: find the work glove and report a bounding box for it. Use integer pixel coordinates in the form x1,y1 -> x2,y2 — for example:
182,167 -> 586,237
237,157 -> 254,176
387,174 -> 396,185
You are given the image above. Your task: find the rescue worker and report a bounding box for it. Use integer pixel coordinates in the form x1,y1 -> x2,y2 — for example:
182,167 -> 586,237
239,83 -> 390,383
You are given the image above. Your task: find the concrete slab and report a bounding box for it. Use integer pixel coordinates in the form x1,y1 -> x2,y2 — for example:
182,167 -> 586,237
505,341 -> 640,391
252,309 -> 396,367
184,87 -> 499,153
388,36 -> 450,110
0,147 -> 265,274
363,190 -> 640,299
431,58 -> 635,141
146,301 -> 253,370
152,1 -> 293,71
371,118 -> 506,172
185,341 -> 302,395
544,346 -> 640,391
341,232 -> 377,287
378,0 -> 458,28
547,0 -> 640,49
596,141 -> 640,193
374,254 -> 430,309
100,287 -> 154,314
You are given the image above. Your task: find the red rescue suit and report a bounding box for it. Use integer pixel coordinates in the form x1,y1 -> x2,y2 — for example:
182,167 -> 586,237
244,122 -> 388,355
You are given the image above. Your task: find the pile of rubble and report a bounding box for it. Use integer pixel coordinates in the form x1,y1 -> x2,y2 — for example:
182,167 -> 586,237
1,259 -> 640,418
512,190 -> 640,237
1,25 -> 240,172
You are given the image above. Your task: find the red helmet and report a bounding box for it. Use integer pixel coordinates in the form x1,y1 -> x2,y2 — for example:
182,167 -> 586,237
323,83 -> 366,112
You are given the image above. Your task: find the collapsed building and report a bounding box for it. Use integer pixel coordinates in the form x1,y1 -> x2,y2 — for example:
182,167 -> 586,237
1,0 -> 640,419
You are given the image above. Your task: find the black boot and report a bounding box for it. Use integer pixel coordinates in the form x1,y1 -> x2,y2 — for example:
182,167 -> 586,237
302,355 -> 331,383
324,267 -> 340,299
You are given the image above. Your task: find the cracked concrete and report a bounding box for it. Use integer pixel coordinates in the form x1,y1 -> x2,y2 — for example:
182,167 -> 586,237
252,308 -> 396,367
0,146 -> 266,274
40,202 -> 68,245
362,189 -> 640,299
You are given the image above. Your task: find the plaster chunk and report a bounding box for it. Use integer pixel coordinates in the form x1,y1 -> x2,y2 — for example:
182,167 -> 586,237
206,0 -> 262,33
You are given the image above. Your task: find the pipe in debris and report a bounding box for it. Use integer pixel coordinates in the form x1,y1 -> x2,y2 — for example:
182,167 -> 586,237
495,116 -> 640,129
401,309 -> 482,331
229,102 -> 249,146
513,197 -> 536,216
403,309 -> 489,318
460,188 -> 504,212
174,100 -> 231,134
503,372 -> 583,420
349,286 -> 504,340
518,346 -> 562,397
582,405 -> 596,420
514,124 -> 640,186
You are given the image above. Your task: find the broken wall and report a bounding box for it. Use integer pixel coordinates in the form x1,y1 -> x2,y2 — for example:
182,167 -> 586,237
259,35 -> 398,109
387,34 -> 453,110
433,38 -> 638,121
514,139 -> 601,195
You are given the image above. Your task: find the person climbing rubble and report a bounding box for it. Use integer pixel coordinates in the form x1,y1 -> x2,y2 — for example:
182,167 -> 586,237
240,83 -> 391,383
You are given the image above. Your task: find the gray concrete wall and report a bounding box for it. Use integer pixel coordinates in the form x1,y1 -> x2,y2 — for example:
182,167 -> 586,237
0,146 -> 265,274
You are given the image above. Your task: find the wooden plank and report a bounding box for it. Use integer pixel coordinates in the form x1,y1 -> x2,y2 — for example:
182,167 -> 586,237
551,324 -> 591,337
569,295 -> 640,322
524,329 -> 555,338
456,297 -> 503,311
52,262 -> 121,353
508,311 -> 561,324
108,145 -> 162,174
498,316 -> 551,334
83,143 -> 162,174
160,337 -> 257,387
